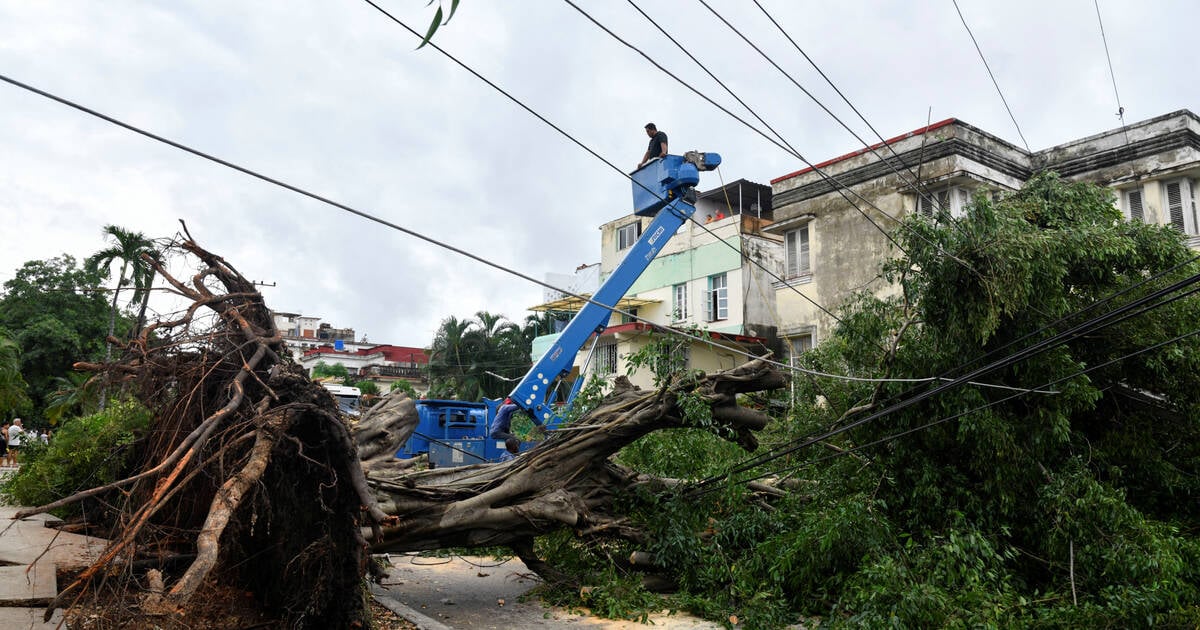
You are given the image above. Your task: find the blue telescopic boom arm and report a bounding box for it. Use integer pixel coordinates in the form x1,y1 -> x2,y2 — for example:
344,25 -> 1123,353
509,152 -> 721,427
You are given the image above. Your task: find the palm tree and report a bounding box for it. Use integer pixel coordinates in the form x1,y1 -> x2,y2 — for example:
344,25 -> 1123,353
86,226 -> 157,410
0,329 -> 30,414
427,312 -> 532,401
85,225 -> 157,363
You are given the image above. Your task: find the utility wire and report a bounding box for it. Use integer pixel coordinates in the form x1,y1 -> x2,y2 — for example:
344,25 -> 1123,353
562,0 -> 957,267
951,0 -> 1031,152
694,0 -> 966,232
0,71 -> 912,392
688,268 -> 1200,493
1093,0 -> 1130,144
717,322 -> 1200,497
356,1 -> 995,386
748,0 -> 960,221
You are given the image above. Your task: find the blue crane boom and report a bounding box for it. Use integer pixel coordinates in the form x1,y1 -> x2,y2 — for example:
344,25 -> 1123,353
509,151 -> 721,427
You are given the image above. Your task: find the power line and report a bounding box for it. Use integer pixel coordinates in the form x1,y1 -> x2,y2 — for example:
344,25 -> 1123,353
1093,0 -> 1130,144
715,321 -> 1200,497
0,72 -> 856,392
951,0 -> 1030,152
561,0 -> 943,265
0,14 -> 1059,400
693,0 -> 965,230
747,0 -> 961,223
688,268 -> 1200,493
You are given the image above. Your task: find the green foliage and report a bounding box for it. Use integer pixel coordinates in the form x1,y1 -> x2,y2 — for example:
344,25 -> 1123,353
534,173 -> 1200,628
43,372 -> 101,426
389,379 -> 418,398
426,311 -> 530,400
417,0 -> 461,49
355,381 -> 381,397
0,255 -> 112,416
534,529 -> 664,622
85,225 -> 159,357
0,328 -> 31,415
311,361 -> 349,380
2,398 -> 152,513
623,329 -> 698,388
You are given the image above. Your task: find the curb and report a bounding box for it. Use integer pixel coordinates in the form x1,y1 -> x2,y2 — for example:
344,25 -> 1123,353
370,583 -> 454,630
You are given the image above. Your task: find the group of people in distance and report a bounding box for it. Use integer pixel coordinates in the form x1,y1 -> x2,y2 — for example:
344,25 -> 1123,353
0,418 -> 49,468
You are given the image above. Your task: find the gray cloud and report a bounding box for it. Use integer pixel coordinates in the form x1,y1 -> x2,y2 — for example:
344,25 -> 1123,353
1,0 -> 1196,348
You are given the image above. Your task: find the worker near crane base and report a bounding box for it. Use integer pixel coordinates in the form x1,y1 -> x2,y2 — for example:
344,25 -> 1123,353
638,122 -> 668,169
498,437 -> 521,462
490,398 -> 543,442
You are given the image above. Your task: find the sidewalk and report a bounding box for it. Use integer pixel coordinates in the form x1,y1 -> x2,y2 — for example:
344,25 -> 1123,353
0,505 -> 102,629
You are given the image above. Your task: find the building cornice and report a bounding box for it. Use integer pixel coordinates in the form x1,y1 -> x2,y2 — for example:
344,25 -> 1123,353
773,137 -> 1033,208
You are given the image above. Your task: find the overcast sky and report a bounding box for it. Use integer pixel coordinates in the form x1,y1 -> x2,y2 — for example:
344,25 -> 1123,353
1,1 -> 1196,347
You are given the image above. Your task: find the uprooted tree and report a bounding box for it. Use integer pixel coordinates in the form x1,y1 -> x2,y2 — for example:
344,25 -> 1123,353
15,229 -> 784,626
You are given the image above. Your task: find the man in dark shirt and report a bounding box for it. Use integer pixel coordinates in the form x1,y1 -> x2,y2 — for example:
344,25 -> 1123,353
639,122 -> 668,168
489,398 -> 543,442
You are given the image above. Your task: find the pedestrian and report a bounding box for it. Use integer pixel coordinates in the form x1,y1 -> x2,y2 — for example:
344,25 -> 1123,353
638,122 -> 668,169
498,437 -> 521,462
7,418 -> 24,467
0,422 -> 8,467
489,398 -> 543,442
39,429 -> 49,445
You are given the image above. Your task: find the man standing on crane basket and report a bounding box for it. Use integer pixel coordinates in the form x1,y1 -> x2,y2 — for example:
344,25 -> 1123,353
639,122 -> 668,168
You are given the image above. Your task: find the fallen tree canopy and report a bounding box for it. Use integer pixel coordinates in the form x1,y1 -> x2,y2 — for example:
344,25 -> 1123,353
16,233 -> 785,627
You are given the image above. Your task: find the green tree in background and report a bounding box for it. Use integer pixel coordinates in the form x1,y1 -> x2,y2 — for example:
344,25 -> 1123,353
0,255 -> 111,418
0,328 -> 31,416
427,311 -> 529,400
85,225 -> 158,363
311,361 -> 349,381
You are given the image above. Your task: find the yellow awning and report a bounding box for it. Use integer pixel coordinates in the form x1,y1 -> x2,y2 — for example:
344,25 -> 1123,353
529,294 -> 660,312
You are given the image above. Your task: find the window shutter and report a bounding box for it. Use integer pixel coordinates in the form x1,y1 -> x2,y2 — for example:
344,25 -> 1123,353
1127,189 -> 1144,221
785,230 -> 798,277
798,226 -> 810,273
1166,181 -> 1185,232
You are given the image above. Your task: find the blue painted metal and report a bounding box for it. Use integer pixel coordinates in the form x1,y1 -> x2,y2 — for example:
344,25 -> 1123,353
395,399 -> 487,458
396,152 -> 721,466
508,152 -> 721,428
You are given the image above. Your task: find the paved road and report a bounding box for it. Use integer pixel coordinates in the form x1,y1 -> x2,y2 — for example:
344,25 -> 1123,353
375,555 -> 725,630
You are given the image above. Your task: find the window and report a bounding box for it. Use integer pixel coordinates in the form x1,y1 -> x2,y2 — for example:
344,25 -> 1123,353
597,342 -> 618,375
787,334 -> 813,366
621,307 -> 639,325
671,283 -> 689,320
1163,178 -> 1197,235
918,187 -> 972,218
617,222 -> 642,250
1123,187 -> 1145,222
705,273 -> 728,321
785,225 -> 810,278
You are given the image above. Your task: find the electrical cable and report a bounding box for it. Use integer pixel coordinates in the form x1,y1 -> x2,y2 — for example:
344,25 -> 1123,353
694,0 -> 967,232
1093,0 -> 1130,144
688,268 -> 1200,492
747,0 -> 963,223
951,0 -> 1031,152
707,321 -> 1200,497
563,0 -> 987,275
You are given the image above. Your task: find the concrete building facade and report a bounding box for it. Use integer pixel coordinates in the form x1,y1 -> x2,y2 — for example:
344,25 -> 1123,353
531,179 -> 780,390
767,110 -> 1200,362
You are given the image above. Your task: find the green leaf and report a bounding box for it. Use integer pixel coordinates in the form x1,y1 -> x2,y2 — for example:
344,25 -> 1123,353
417,6 -> 443,49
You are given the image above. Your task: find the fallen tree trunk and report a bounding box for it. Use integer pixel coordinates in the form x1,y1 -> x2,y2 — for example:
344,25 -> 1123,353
19,233 -> 785,626
362,365 -> 782,560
